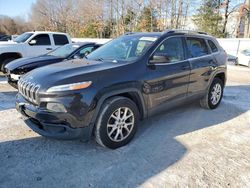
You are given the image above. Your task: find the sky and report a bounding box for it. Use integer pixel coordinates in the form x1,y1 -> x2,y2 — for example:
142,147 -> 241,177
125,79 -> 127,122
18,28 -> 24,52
0,0 -> 36,19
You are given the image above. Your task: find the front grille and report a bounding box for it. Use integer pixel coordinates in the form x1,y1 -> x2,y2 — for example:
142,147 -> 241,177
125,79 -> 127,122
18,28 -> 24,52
18,79 -> 40,104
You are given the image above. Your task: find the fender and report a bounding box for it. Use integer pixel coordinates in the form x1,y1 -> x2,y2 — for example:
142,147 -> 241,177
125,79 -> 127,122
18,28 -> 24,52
207,66 -> 227,90
86,87 -> 147,139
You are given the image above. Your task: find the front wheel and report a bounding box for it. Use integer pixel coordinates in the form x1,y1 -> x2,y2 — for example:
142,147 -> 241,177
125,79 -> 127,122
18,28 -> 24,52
200,78 -> 224,109
94,97 -> 139,149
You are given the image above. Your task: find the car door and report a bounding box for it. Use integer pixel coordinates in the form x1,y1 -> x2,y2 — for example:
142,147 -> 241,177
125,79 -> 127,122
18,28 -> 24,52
27,34 -> 53,56
186,37 -> 215,96
144,36 -> 191,114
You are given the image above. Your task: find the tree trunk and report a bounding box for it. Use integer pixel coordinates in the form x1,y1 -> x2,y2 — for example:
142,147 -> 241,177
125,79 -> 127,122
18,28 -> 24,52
222,0 -> 230,36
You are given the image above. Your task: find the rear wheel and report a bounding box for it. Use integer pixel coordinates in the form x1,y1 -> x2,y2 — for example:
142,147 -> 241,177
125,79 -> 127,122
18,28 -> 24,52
200,78 -> 224,109
94,97 -> 139,149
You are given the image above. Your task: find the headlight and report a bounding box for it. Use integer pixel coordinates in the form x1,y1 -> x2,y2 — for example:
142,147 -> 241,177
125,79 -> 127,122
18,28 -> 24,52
47,81 -> 92,92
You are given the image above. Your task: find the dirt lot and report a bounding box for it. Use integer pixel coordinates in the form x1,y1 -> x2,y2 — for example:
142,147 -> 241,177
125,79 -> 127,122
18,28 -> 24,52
0,65 -> 250,188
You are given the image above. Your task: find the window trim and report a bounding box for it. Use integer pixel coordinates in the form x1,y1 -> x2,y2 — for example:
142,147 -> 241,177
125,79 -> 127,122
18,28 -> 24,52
147,35 -> 187,66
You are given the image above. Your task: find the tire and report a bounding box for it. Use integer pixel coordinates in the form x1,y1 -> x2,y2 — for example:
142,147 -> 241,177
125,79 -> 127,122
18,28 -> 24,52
200,78 -> 224,110
235,58 -> 239,66
1,58 -> 16,73
94,96 -> 139,149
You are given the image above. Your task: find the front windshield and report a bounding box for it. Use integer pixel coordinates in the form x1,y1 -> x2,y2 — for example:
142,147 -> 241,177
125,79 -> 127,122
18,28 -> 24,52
48,43 -> 80,58
242,49 -> 250,56
14,32 -> 33,43
87,35 -> 159,62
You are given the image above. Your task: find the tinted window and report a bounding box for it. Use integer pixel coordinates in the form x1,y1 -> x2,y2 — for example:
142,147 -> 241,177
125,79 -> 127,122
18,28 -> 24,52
208,40 -> 218,53
53,34 -> 69,45
153,37 -> 184,63
32,34 -> 51,45
186,37 -> 209,58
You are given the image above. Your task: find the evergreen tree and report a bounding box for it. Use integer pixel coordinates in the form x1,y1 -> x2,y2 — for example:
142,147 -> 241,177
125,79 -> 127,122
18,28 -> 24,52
193,0 -> 224,37
137,6 -> 157,32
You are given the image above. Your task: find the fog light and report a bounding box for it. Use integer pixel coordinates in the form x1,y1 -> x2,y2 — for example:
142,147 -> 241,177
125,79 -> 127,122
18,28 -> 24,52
46,103 -> 67,113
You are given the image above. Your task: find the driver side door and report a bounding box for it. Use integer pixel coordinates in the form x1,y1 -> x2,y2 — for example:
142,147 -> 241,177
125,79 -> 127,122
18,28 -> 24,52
144,36 -> 191,115
26,34 -> 53,57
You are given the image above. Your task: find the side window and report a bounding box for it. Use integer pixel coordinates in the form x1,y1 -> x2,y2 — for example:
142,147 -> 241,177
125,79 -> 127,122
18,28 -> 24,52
32,34 -> 51,45
208,40 -> 218,53
151,37 -> 184,63
53,34 -> 69,45
186,37 -> 209,58
77,46 -> 94,58
135,40 -> 152,56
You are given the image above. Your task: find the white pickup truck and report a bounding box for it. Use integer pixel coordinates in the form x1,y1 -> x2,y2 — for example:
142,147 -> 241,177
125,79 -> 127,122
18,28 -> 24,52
0,31 -> 72,72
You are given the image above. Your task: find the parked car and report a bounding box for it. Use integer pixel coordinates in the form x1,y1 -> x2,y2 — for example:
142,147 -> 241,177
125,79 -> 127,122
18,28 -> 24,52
0,31 -> 71,73
0,35 -> 11,41
16,30 -> 227,149
236,48 -> 250,67
5,42 -> 102,88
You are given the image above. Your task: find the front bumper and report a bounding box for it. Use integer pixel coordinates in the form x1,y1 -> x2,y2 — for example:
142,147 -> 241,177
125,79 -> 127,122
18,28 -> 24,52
6,72 -> 22,89
16,94 -> 93,141
7,76 -> 18,89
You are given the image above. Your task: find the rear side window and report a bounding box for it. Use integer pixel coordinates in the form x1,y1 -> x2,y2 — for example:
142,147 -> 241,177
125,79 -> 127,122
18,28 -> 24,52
186,37 -> 209,58
32,34 -> 51,45
208,40 -> 218,53
53,34 -> 69,45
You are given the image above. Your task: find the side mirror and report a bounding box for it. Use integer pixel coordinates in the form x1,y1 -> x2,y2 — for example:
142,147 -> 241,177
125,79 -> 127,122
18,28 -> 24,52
29,39 -> 37,45
149,54 -> 170,64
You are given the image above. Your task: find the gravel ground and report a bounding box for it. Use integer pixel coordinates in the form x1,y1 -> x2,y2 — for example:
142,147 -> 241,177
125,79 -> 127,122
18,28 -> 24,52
0,65 -> 250,188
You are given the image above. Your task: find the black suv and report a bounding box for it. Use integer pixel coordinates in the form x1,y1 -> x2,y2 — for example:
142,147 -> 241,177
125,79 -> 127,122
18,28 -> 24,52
16,30 -> 227,149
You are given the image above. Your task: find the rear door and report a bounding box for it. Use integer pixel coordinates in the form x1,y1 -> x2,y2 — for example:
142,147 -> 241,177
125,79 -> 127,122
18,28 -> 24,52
144,36 -> 191,113
186,37 -> 215,96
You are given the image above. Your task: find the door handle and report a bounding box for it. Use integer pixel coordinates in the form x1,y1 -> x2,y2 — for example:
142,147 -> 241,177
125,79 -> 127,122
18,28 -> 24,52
46,48 -> 52,50
181,65 -> 190,70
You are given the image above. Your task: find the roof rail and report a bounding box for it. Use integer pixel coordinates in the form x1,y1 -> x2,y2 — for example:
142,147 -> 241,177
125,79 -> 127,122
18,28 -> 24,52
165,29 -> 208,35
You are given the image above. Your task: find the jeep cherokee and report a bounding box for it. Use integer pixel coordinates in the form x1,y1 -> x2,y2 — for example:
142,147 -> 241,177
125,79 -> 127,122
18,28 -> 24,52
16,30 -> 227,149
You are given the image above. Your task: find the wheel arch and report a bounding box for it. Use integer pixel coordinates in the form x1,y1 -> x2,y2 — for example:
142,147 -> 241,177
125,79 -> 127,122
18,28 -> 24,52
88,88 -> 147,137
214,72 -> 226,86
0,52 -> 22,64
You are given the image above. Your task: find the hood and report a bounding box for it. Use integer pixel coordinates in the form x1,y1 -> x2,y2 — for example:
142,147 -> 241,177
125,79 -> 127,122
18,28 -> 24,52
22,58 -> 126,91
0,42 -> 23,53
0,40 -> 16,45
5,55 -> 63,72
